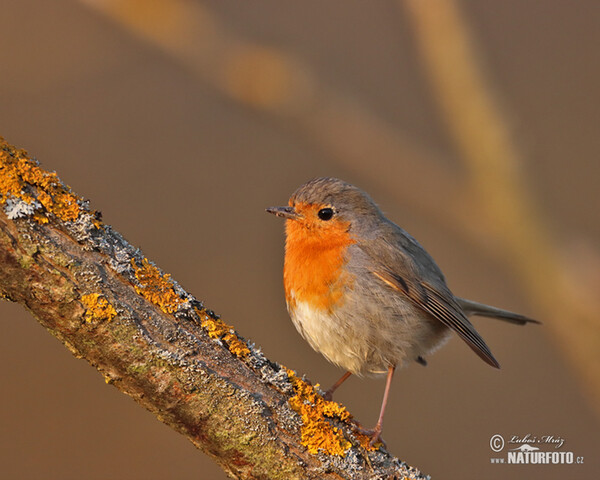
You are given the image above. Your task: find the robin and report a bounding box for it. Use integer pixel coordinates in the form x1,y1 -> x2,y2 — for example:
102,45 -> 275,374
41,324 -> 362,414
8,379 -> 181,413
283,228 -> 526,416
267,177 -> 538,446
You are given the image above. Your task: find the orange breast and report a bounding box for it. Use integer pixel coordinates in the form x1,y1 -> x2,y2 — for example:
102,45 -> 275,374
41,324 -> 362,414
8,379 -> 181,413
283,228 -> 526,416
283,218 -> 355,312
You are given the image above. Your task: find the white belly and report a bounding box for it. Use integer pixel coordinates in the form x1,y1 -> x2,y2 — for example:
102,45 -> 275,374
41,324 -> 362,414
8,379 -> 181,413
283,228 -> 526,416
288,297 -> 368,374
287,291 -> 452,375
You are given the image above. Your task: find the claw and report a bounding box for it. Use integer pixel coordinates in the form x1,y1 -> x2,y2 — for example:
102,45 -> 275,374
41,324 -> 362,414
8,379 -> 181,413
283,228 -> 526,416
369,427 -> 383,448
352,421 -> 386,449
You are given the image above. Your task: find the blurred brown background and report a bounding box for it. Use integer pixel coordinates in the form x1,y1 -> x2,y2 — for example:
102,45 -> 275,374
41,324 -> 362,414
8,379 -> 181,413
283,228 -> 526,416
1,1 -> 599,479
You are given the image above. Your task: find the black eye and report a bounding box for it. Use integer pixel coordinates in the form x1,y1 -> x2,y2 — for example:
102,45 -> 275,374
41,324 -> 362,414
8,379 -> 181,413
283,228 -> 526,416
318,207 -> 334,221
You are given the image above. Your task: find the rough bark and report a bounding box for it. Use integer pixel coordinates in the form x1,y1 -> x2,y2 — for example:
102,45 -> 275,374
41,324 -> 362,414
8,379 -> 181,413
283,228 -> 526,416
0,138 -> 428,480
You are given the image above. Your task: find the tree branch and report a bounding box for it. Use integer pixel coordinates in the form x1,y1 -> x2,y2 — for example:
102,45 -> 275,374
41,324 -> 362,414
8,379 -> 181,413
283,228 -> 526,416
0,137 -> 428,479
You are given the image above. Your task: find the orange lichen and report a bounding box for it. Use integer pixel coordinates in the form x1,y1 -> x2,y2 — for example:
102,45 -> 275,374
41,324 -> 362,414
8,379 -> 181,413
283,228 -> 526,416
131,258 -> 185,314
194,307 -> 250,358
81,293 -> 117,323
0,138 -> 84,223
286,369 -> 354,455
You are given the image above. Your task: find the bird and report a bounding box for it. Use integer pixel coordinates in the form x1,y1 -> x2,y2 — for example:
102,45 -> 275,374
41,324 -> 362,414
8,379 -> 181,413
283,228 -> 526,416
266,177 -> 539,446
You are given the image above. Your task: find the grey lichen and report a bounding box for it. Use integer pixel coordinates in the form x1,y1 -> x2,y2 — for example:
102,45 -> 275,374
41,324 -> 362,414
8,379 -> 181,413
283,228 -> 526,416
3,195 -> 42,219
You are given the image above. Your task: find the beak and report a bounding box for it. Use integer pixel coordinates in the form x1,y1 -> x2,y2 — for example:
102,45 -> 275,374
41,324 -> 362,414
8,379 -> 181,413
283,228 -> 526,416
266,206 -> 300,220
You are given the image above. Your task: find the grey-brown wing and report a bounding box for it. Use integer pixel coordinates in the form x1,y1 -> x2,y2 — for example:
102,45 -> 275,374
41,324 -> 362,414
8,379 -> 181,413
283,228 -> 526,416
372,269 -> 499,368
358,227 -> 500,368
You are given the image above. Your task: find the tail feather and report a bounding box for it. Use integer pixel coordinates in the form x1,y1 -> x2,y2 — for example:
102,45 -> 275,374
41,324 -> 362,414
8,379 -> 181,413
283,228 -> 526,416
457,298 -> 540,325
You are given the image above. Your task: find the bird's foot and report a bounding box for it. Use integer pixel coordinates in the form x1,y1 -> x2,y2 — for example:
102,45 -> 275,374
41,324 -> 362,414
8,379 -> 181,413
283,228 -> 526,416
351,420 -> 386,448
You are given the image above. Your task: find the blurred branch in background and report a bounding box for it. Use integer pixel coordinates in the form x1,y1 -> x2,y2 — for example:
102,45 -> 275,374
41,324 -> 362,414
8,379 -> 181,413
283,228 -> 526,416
402,0 -> 600,414
79,0 -> 493,254
79,0 -> 600,416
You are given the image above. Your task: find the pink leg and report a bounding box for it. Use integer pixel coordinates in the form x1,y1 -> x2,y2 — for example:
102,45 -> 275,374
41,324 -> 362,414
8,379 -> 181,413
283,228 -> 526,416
369,365 -> 395,446
323,371 -> 352,401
